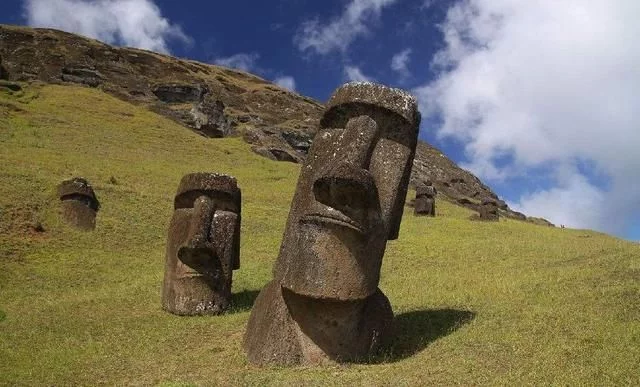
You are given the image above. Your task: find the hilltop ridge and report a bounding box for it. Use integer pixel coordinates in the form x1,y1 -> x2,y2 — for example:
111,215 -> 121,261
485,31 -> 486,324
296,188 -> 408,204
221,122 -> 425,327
0,24 -> 546,224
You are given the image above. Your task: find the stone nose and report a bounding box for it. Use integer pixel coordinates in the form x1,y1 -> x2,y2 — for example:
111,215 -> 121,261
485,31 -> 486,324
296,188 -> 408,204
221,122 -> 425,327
178,195 -> 216,270
311,115 -> 381,228
339,115 -> 379,169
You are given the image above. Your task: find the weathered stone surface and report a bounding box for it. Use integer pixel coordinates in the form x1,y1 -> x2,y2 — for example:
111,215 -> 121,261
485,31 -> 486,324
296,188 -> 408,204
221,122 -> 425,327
61,66 -> 104,87
472,199 -> 500,221
244,82 -> 420,365
243,127 -> 304,163
162,173 -> 241,315
415,181 -> 436,217
57,177 -> 100,230
152,83 -> 207,103
189,96 -> 231,138
0,54 -> 8,80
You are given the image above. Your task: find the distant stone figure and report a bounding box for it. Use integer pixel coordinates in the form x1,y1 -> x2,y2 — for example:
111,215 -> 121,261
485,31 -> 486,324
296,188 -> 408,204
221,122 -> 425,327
244,82 -> 420,365
414,181 -> 437,216
57,177 -> 100,230
161,173 -> 241,315
477,199 -> 499,221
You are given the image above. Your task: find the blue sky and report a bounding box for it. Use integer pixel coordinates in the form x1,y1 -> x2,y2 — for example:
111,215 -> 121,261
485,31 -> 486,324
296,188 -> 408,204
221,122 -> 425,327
2,0 -> 639,241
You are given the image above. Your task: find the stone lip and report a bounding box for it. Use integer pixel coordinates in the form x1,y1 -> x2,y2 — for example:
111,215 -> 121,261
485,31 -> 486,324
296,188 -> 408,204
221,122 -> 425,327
174,173 -> 240,210
322,82 -> 420,127
57,177 -> 100,211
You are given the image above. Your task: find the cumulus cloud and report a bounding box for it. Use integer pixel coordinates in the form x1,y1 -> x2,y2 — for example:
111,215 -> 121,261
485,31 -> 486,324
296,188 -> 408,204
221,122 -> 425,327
391,48 -> 412,77
295,0 -> 397,55
345,66 -> 373,82
416,0 -> 640,236
274,76 -> 296,91
213,53 -> 260,72
24,0 -> 190,54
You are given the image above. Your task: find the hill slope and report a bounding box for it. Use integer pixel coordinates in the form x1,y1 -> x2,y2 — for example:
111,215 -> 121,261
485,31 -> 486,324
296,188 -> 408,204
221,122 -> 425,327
0,24 -> 540,222
0,81 -> 638,384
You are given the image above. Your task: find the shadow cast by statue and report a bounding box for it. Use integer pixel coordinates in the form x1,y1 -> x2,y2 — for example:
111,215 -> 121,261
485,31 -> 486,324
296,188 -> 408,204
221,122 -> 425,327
373,308 -> 476,363
229,290 -> 260,313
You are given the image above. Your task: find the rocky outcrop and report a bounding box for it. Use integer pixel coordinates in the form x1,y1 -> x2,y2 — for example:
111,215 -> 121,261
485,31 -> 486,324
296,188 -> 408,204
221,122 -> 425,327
0,24 -> 323,139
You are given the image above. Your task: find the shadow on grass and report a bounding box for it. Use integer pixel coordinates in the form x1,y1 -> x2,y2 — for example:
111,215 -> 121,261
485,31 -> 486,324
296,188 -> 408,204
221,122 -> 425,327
376,308 -> 476,363
229,290 -> 260,313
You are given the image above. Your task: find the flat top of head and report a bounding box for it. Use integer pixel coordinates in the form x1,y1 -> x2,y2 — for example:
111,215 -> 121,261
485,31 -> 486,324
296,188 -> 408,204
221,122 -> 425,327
176,173 -> 239,197
324,82 -> 420,126
58,177 -> 96,199
174,173 -> 240,209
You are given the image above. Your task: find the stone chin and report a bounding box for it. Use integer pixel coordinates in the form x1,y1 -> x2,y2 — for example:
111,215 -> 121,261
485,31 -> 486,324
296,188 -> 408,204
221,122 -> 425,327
276,214 -> 386,301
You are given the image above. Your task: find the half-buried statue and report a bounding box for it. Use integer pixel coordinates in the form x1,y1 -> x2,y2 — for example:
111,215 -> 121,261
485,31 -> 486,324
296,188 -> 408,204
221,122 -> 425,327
57,177 -> 100,230
244,82 -> 420,365
414,180 -> 437,217
162,173 -> 241,315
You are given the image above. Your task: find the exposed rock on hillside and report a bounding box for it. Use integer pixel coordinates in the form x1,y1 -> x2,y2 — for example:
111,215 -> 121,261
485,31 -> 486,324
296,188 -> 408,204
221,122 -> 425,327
0,24 -> 549,224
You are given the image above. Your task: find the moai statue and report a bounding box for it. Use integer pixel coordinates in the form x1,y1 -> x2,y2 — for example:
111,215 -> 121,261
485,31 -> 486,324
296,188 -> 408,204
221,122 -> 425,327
57,177 -> 100,230
414,181 -> 437,216
162,173 -> 241,315
244,82 -> 420,365
478,199 -> 499,221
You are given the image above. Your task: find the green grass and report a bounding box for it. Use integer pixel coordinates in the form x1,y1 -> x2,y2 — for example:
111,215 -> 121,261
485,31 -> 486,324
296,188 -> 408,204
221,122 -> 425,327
1,84 -> 639,385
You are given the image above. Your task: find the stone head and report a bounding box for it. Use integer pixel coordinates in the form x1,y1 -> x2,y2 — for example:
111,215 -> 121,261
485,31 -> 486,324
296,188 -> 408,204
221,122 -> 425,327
162,173 -> 241,315
479,199 -> 499,219
274,82 -> 420,301
57,177 -> 100,230
416,181 -> 436,198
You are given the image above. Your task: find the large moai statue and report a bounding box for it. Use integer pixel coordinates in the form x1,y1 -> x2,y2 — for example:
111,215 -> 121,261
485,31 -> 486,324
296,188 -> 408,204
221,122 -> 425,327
244,82 -> 420,365
57,177 -> 100,230
477,199 -> 499,221
162,173 -> 241,315
414,181 -> 437,216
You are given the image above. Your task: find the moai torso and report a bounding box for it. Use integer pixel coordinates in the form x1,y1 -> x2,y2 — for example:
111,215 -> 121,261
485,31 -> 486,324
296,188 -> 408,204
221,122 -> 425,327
244,82 -> 420,365
57,177 -> 100,230
162,173 -> 241,315
414,183 -> 436,216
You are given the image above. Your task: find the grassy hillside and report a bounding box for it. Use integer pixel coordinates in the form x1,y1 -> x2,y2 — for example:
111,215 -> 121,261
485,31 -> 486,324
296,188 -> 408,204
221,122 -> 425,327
0,83 -> 638,385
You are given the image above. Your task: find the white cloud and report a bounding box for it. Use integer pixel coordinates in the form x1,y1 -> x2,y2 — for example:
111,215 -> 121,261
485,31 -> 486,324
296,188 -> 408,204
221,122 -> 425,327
213,53 -> 260,72
344,66 -> 373,82
391,48 -> 412,77
509,166 -> 606,230
24,0 -> 190,54
420,0 -> 435,11
416,0 -> 640,237
295,0 -> 397,55
274,76 -> 296,91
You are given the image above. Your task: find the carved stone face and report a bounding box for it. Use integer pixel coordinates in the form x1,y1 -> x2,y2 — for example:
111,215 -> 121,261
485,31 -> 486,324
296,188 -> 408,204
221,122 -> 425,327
57,177 -> 100,230
274,83 -> 420,301
162,173 -> 241,315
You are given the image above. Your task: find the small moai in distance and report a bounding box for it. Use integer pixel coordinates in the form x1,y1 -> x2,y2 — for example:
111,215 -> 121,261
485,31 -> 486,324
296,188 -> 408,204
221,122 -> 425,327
414,180 -> 437,216
162,173 -> 241,315
477,198 -> 500,221
57,177 -> 100,230
244,82 -> 420,365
